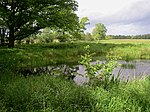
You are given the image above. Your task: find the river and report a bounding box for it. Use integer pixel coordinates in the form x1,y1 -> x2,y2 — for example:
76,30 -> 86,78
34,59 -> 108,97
74,60 -> 150,84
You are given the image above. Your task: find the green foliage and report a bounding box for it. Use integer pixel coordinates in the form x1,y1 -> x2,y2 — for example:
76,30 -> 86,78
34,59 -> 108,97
34,28 -> 71,43
83,32 -> 94,41
92,77 -> 150,112
105,35 -> 112,40
0,0 -> 79,47
1,40 -> 150,73
28,22 -> 89,43
79,17 -> 90,32
70,17 -> 90,40
37,28 -> 56,43
0,74 -> 93,111
79,45 -> 102,79
1,40 -> 150,111
1,71 -> 150,111
92,23 -> 107,40
79,45 -> 119,88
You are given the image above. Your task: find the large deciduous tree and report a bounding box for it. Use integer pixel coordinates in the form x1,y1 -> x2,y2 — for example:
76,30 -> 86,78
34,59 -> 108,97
0,0 -> 79,47
92,23 -> 107,40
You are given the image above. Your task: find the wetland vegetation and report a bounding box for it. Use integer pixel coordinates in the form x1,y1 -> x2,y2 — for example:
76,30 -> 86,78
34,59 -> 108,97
1,0 -> 150,111
1,39 -> 150,111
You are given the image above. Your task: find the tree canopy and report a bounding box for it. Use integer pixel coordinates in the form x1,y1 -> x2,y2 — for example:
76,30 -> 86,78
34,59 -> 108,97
92,23 -> 107,40
0,0 -> 79,47
79,17 -> 90,32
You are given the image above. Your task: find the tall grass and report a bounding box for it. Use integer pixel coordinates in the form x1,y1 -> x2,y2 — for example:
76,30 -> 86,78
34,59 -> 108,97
1,72 -> 150,111
91,76 -> 150,112
0,74 -> 94,112
1,40 -> 150,72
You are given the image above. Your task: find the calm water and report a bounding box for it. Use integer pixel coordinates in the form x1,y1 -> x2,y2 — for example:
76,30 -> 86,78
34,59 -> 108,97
74,60 -> 150,84
24,60 -> 150,84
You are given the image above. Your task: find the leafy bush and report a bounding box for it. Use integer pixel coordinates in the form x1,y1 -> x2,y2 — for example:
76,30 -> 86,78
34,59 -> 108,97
79,45 -> 119,89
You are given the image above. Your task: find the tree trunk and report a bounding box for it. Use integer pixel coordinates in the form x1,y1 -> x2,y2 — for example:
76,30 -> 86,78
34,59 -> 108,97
8,0 -> 15,48
0,28 -> 6,46
1,28 -> 5,46
8,28 -> 15,48
0,38 -> 5,46
8,37 -> 14,48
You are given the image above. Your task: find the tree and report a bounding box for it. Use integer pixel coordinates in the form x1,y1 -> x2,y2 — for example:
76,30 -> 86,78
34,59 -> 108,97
84,32 -> 94,41
92,23 -> 107,40
35,27 -> 71,43
71,17 -> 90,39
0,27 -> 5,46
0,17 -> 8,46
79,17 -> 90,32
0,0 -> 79,47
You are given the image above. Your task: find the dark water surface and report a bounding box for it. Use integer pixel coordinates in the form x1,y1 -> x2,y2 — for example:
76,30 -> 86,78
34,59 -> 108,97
74,60 -> 150,84
21,60 -> 150,84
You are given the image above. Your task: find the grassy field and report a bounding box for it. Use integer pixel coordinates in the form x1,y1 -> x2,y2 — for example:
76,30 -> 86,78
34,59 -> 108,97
101,39 -> 150,44
1,39 -> 150,71
100,39 -> 150,61
1,39 -> 150,111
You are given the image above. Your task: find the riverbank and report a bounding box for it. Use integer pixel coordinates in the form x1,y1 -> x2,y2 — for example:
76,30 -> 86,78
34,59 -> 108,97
1,39 -> 150,111
1,39 -> 150,71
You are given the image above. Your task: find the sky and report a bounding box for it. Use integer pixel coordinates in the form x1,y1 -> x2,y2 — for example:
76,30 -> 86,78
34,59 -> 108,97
76,0 -> 150,35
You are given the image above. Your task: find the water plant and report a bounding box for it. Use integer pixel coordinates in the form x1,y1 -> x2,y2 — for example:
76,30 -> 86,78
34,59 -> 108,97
79,45 -> 120,88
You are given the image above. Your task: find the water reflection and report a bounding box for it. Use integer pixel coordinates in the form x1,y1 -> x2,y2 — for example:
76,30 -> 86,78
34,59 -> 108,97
114,60 -> 150,79
74,60 -> 150,84
20,60 -> 150,84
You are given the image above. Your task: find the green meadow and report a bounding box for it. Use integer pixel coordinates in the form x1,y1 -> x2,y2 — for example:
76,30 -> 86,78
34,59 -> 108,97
1,39 -> 150,70
1,39 -> 150,111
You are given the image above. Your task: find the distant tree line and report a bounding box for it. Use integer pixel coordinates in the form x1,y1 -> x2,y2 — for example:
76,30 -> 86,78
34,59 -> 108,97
110,34 -> 150,39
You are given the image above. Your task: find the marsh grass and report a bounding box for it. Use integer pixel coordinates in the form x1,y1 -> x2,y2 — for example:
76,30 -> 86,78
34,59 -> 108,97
1,40 -> 150,72
91,76 -> 150,112
0,74 -> 94,112
1,72 -> 150,111
1,39 -> 150,111
121,63 -> 136,69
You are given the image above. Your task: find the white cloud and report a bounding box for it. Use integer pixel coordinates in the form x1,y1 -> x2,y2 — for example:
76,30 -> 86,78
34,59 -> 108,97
76,0 -> 150,35
107,24 -> 140,35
